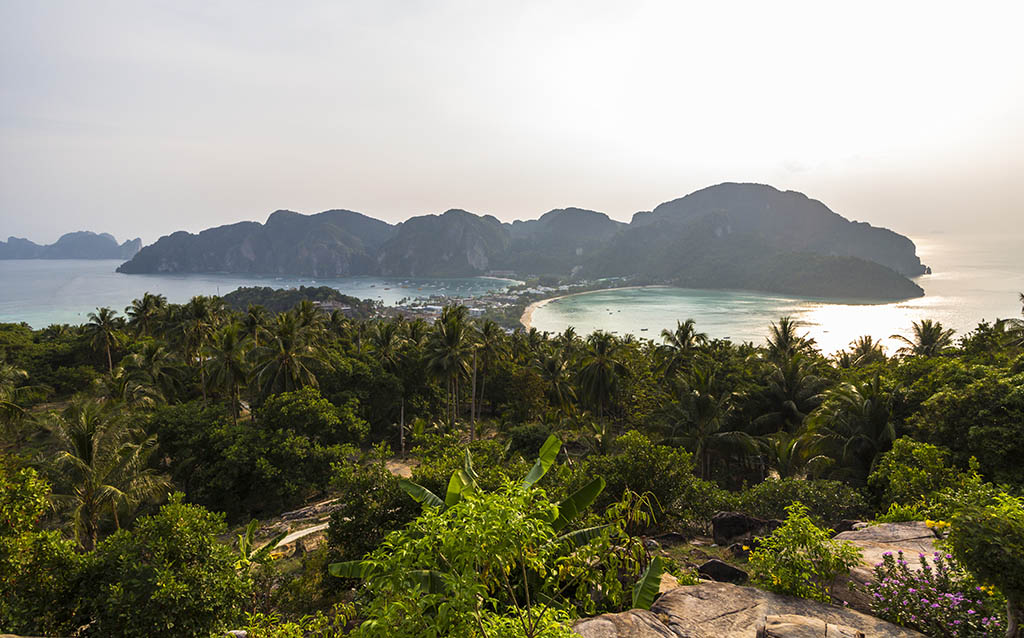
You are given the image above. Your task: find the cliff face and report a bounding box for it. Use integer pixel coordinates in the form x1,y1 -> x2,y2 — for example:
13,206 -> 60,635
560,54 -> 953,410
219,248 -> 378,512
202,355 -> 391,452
116,183 -> 929,301
0,231 -> 141,260
117,210 -> 392,276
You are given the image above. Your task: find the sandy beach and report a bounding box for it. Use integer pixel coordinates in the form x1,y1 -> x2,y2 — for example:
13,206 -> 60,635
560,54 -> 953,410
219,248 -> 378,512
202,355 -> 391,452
519,285 -> 669,329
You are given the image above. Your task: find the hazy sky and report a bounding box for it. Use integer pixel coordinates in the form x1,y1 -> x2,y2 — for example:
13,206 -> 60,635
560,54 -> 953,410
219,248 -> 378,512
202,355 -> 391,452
2,0 -> 1022,245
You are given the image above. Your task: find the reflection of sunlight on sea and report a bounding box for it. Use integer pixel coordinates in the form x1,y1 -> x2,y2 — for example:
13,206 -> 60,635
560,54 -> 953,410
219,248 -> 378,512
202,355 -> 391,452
533,233 -> 1023,357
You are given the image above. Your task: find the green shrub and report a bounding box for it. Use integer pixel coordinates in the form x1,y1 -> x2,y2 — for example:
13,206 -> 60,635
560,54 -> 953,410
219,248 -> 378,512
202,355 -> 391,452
571,430 -> 722,531
505,422 -> 553,457
875,502 -> 927,523
327,448 -> 420,565
411,433 -> 529,497
0,457 -> 86,635
868,437 -> 958,511
749,502 -> 862,603
738,478 -> 870,526
259,387 -> 369,446
946,492 -> 1024,637
83,494 -> 252,637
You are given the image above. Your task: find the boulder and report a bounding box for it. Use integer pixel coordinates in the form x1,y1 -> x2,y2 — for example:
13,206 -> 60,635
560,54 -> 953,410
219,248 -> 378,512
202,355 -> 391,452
697,559 -> 748,584
831,521 -> 938,612
573,582 -> 924,638
711,512 -> 780,546
757,614 -> 864,638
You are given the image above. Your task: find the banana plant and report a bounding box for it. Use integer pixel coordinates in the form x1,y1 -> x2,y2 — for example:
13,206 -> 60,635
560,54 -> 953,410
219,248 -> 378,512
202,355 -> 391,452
632,556 -> 666,610
235,519 -> 287,571
331,435 -> 608,586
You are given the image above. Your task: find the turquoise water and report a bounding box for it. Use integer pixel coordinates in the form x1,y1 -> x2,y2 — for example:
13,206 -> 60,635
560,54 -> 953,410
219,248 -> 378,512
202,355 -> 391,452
0,260 -> 514,328
532,233 -> 1024,356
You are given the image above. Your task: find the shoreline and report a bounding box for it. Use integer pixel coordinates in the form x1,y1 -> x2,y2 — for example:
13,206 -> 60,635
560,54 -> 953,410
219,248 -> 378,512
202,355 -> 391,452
519,285 -> 669,330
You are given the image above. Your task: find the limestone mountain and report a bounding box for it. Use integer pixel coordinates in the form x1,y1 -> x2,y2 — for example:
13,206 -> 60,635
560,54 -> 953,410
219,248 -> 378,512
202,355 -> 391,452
376,209 -> 509,277
116,183 -> 930,300
117,210 -> 391,276
0,231 -> 141,260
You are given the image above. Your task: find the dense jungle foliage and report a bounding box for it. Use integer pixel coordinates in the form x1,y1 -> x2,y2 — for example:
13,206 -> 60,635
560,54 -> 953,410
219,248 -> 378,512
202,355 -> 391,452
1,291 -> 1022,637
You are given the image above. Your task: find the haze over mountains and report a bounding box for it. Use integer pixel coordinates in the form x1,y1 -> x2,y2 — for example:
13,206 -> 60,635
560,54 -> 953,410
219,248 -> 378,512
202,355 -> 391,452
117,183 -> 928,300
0,231 -> 141,260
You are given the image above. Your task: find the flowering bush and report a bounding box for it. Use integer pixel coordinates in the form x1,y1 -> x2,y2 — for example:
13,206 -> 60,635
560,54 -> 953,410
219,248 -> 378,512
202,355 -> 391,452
861,550 -> 1005,637
749,502 -> 862,603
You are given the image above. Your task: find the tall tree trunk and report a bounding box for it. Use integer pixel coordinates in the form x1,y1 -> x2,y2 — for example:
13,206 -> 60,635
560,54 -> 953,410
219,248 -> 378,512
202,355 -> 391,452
470,351 -> 477,442
478,363 -> 487,422
105,336 -> 113,376
399,398 -> 405,456
1008,597 -> 1021,638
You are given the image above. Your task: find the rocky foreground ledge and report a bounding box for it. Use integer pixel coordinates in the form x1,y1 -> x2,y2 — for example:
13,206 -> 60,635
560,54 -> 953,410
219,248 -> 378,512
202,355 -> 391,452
573,582 -> 924,638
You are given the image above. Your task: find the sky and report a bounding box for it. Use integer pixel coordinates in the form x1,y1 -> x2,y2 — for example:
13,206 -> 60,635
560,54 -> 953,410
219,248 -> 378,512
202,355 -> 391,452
1,0 -> 1023,245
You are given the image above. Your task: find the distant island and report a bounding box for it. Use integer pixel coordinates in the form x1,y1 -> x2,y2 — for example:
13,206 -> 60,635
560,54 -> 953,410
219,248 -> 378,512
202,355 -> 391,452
1,231 -> 141,260
117,183 -> 929,301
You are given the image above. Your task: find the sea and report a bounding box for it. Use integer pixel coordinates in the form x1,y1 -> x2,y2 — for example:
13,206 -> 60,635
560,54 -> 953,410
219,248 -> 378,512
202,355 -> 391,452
0,262 -> 514,328
531,233 -> 1024,356
0,232 -> 1020,356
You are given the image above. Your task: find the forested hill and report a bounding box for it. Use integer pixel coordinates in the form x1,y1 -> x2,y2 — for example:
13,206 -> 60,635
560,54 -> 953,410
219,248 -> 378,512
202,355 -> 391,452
116,183 -> 927,301
0,231 -> 141,260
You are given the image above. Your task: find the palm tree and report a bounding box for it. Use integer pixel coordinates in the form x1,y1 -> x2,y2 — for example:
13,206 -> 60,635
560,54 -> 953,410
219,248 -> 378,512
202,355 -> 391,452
425,307 -> 474,427
241,305 -> 269,348
125,293 -> 167,337
835,335 -> 887,368
371,320 -> 407,372
0,359 -> 31,435
891,319 -> 955,357
474,319 -> 506,420
252,312 -> 327,400
44,399 -> 170,549
576,331 -> 629,419
760,429 -> 832,479
808,375 -> 896,482
203,323 -> 251,424
121,342 -> 183,401
659,365 -> 753,479
95,366 -> 163,408
535,352 -> 576,413
750,353 -> 826,434
180,296 -> 223,399
660,319 -> 707,375
84,307 -> 125,375
765,317 -> 816,363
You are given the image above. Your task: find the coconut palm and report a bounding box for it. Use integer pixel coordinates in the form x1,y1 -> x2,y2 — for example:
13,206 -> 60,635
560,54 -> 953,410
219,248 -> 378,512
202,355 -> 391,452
125,292 -> 167,337
891,319 -> 955,357
371,319 -> 407,372
121,342 -> 183,401
0,359 -> 33,435
535,352 -> 576,413
425,307 -> 475,427
474,319 -> 506,420
84,307 -> 125,375
252,312 -> 326,400
95,366 -> 163,408
835,335 -> 886,368
759,429 -> 832,479
44,399 -> 170,549
658,365 -> 753,479
660,319 -> 707,375
203,323 -> 251,424
242,305 -> 269,348
808,375 -> 896,481
576,331 -> 629,419
765,317 -> 817,363
751,353 -> 826,434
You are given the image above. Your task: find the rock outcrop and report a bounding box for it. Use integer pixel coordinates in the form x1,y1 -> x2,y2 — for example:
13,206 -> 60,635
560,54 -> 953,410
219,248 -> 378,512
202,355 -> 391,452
831,521 -> 939,611
573,582 -> 923,638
